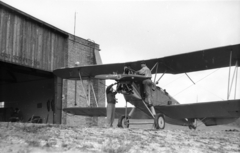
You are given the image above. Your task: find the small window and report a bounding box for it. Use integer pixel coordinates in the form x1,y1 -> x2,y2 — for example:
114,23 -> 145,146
0,102 -> 5,108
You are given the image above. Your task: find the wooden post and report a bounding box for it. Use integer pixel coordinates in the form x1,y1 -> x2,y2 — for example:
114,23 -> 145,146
54,76 -> 63,124
88,80 -> 91,106
74,80 -> 77,106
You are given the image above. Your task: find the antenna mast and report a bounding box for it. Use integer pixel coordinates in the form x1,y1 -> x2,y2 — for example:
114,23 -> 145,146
74,12 -> 77,42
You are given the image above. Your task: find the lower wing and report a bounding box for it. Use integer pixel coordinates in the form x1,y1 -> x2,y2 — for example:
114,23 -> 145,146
63,107 -> 151,119
155,99 -> 240,126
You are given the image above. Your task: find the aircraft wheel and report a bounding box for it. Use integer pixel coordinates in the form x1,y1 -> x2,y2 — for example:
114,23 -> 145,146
154,113 -> 165,130
188,119 -> 197,130
117,116 -> 129,128
188,124 -> 196,130
188,125 -> 196,130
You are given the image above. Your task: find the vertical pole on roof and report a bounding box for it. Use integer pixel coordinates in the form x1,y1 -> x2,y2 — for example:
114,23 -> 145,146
78,70 -> 89,106
74,12 -> 77,42
234,61 -> 238,99
154,63 -> 159,83
227,51 -> 232,100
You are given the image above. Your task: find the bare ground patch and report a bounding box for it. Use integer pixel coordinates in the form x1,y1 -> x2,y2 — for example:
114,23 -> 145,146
0,123 -> 240,153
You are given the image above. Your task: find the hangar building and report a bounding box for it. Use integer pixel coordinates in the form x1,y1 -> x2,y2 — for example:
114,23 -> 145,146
0,1 -> 105,126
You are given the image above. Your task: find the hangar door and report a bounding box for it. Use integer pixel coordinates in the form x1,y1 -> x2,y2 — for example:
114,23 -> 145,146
0,61 -> 57,123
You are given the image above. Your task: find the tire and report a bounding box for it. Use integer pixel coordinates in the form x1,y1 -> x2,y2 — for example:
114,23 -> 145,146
117,116 -> 129,128
154,113 -> 165,129
188,119 -> 197,130
188,124 -> 196,130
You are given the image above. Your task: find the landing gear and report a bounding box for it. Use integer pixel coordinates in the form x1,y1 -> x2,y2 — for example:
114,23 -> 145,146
188,119 -> 197,130
117,116 -> 129,128
188,124 -> 196,130
154,113 -> 165,129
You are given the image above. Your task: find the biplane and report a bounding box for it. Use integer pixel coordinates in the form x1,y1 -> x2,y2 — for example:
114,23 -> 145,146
53,44 -> 240,129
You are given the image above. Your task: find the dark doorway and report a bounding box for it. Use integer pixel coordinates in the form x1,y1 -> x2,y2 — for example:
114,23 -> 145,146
0,61 -> 55,123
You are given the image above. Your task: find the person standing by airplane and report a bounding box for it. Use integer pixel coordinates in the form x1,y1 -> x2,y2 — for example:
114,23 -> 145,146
136,61 -> 153,106
10,108 -> 23,122
106,83 -> 117,127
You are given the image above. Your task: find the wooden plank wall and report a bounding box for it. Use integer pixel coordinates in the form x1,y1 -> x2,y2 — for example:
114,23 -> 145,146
0,7 -> 67,71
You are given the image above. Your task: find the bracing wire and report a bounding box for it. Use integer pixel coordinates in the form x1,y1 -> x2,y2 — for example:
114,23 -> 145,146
174,69 -> 220,97
196,84 -> 225,101
162,74 -> 185,88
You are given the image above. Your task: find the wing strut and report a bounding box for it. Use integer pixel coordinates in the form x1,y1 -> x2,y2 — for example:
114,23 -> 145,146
151,62 -> 158,72
90,80 -> 99,107
185,73 -> 195,84
234,61 -> 238,99
156,71 -> 166,84
227,51 -> 232,100
228,61 -> 239,100
150,62 -> 159,84
154,63 -> 159,83
78,70 -> 90,106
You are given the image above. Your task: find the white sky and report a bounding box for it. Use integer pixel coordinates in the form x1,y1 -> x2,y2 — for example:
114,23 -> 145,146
2,0 -> 240,105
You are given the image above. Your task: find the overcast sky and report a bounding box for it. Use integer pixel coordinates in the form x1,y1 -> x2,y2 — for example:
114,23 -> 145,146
2,0 -> 240,105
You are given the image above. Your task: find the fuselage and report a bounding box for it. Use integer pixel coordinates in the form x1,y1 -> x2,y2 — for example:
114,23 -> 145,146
117,80 -> 195,126
96,73 -> 180,106
116,79 -> 179,106
96,73 -> 196,127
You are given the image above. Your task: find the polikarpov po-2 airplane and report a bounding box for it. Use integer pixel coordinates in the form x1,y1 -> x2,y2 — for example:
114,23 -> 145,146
53,44 -> 240,129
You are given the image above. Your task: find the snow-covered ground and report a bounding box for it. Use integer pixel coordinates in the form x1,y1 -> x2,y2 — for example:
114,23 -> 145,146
0,122 -> 239,153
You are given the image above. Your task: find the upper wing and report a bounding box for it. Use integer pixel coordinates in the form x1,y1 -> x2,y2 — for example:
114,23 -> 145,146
155,99 -> 240,125
63,107 -> 107,117
53,44 -> 240,79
